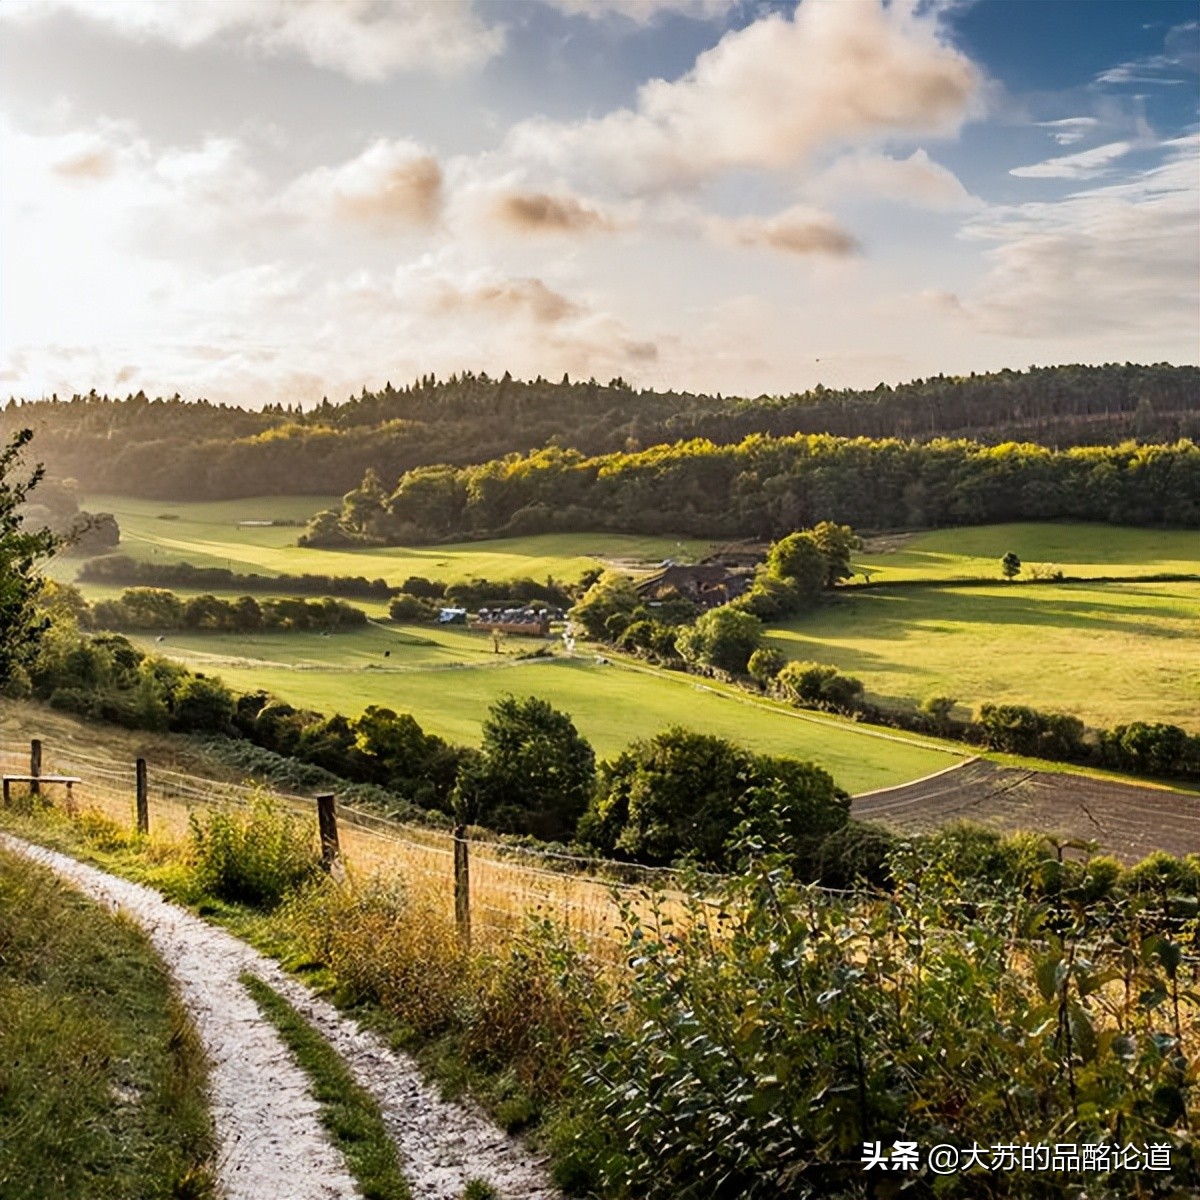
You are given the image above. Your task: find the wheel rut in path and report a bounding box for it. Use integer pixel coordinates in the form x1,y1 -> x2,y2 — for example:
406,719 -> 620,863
1,835 -> 559,1200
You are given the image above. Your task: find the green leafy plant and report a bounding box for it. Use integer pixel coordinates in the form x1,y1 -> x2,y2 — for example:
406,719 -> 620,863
188,793 -> 321,909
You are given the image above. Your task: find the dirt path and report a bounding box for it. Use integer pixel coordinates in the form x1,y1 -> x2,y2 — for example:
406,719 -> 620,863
0,835 -> 558,1200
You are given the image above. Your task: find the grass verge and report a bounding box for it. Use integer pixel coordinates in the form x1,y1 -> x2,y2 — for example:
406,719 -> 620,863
0,846 -> 215,1200
240,972 -> 410,1200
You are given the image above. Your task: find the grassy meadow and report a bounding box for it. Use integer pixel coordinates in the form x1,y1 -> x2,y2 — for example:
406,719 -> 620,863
854,522 -> 1198,582
765,579 -> 1200,731
62,494 -> 709,586
121,628 -> 958,794
52,497 -> 1198,780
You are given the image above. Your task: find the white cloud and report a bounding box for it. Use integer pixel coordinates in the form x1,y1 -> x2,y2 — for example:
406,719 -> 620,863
284,139 -> 443,228
540,0 -> 735,23
1094,18 -> 1198,86
965,137 -> 1199,339
809,148 -> 981,210
1009,140 -> 1133,181
1036,117 -> 1100,146
507,0 -> 980,193
0,0 -> 505,80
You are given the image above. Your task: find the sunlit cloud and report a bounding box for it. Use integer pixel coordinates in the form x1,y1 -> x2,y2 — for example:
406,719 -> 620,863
507,0 -> 981,194
488,189 -> 618,235
809,148 -> 982,210
0,0 -> 505,79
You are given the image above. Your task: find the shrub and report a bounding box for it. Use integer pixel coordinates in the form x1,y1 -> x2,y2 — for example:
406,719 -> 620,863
775,660 -> 863,712
388,593 -> 435,622
1099,721 -> 1190,777
172,674 -> 236,734
581,728 -> 847,870
814,819 -> 897,888
746,645 -> 786,686
189,794 -> 321,909
978,703 -> 1087,760
674,605 -> 763,675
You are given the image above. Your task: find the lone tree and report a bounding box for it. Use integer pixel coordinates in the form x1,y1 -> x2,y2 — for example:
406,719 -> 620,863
0,430 -> 59,685
453,695 -> 595,841
1000,551 -> 1021,581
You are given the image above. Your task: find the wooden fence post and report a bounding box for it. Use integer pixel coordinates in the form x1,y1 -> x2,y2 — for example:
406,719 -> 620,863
29,738 -> 41,798
2,778 -> 9,808
317,794 -> 340,870
453,824 -> 471,948
136,758 -> 149,836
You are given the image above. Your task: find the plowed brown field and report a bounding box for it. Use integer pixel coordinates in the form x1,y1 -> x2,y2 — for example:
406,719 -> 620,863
852,759 -> 1200,864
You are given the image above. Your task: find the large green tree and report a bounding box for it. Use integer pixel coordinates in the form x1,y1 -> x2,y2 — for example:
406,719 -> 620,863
453,695 -> 596,841
0,431 -> 59,685
579,727 -> 848,870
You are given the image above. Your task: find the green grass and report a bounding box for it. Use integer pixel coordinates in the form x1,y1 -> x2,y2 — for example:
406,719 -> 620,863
765,580 -> 1200,731
128,622 -> 499,672
241,973 -> 410,1200
137,643 -> 957,793
854,522 -> 1198,583
62,495 -> 710,587
0,847 -> 215,1199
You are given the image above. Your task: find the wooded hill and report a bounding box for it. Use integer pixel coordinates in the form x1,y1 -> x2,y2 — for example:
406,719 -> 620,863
3,362 -> 1196,501
313,436 -> 1200,543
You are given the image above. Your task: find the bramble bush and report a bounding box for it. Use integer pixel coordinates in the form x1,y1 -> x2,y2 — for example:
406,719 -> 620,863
188,793 -> 321,909
565,839 -> 1198,1199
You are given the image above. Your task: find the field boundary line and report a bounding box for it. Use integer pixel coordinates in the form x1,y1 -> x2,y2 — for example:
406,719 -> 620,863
603,652 -> 970,759
850,756 -> 980,801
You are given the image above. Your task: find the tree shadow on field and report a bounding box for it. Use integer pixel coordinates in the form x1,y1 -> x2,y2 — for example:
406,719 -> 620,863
822,586 -> 1192,640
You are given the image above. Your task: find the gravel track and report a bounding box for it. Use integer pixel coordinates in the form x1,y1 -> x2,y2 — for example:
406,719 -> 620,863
1,834 -> 559,1200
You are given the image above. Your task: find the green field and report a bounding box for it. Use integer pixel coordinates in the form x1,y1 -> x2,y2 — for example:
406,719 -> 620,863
765,580 -> 1200,731
854,523 -> 1198,583
124,624 -> 957,794
65,495 -> 709,586
59,501 -> 1197,781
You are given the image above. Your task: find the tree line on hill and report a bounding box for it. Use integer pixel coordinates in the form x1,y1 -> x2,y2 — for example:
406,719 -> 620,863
2,362 -> 1195,500
308,435 -> 1200,546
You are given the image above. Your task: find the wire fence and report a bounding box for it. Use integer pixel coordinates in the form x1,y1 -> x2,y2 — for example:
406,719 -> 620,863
0,738 -> 694,951
2,736 -> 1195,968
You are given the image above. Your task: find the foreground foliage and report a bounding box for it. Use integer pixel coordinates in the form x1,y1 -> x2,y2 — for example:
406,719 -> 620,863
572,842 -> 1198,1198
189,793 -> 322,909
3,796 -> 1196,1200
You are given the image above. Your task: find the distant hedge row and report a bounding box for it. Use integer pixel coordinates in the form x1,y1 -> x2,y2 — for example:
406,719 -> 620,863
80,554 -> 393,599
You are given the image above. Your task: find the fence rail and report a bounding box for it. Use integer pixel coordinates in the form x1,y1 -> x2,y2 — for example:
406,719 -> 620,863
0,737 -> 692,950
3,737 -> 1195,967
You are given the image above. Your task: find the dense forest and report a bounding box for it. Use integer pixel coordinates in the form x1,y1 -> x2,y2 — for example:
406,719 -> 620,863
312,436 -> 1200,543
2,363 -> 1196,501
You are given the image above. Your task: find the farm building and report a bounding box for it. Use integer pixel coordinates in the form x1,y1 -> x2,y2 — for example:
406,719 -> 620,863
473,607 -> 552,637
635,563 -> 749,609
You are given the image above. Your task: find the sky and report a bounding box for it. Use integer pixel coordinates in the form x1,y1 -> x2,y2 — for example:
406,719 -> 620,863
0,0 -> 1196,408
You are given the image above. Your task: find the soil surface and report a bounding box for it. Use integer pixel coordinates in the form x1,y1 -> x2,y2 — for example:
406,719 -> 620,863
1,834 -> 559,1200
852,759 -> 1200,863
